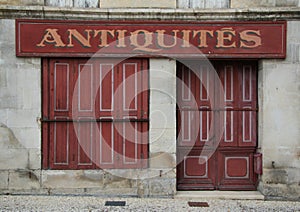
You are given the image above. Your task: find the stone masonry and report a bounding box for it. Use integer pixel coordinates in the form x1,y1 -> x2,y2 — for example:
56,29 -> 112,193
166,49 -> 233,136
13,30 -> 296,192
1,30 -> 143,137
0,2 -> 299,199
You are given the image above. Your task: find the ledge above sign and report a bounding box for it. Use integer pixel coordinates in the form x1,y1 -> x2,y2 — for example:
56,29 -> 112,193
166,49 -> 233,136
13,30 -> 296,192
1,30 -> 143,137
16,19 -> 286,58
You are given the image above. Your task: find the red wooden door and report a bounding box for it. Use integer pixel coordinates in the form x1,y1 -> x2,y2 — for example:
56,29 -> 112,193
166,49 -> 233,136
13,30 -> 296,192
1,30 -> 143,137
42,58 -> 148,169
177,60 -> 258,190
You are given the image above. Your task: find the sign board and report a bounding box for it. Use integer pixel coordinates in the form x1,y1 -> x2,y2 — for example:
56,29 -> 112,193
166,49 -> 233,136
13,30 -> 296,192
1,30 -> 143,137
16,20 -> 286,58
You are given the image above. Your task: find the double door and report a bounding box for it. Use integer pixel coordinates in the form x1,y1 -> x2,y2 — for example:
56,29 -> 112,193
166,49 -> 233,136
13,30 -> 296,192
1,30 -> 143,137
177,60 -> 258,190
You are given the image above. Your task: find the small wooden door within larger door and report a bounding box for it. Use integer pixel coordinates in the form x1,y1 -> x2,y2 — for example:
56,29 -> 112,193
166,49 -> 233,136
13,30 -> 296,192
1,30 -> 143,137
42,58 -> 148,169
177,60 -> 258,190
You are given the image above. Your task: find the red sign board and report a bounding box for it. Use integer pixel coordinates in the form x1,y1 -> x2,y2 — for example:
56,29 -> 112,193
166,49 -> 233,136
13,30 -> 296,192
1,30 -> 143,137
16,19 -> 286,58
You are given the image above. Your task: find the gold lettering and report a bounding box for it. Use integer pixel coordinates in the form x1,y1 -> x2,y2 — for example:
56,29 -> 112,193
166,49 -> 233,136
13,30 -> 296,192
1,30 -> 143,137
67,29 -> 92,47
93,30 -> 115,47
193,30 -> 214,48
37,28 -> 66,47
216,28 -> 236,48
240,30 -> 262,48
156,30 -> 179,48
116,30 -> 127,47
181,30 -> 191,48
130,30 -> 160,52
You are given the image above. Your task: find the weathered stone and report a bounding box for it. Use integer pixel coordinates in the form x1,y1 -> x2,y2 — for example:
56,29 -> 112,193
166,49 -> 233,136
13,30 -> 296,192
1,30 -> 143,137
149,152 -> 176,168
150,129 -> 176,153
231,0 -> 272,8
100,0 -> 176,8
103,172 -> 136,189
150,104 -> 176,129
275,0 -> 299,6
204,0 -> 229,8
259,182 -> 300,200
149,58 -> 177,171
42,170 -> 103,189
262,169 -> 288,184
8,170 -> 40,190
149,178 -> 176,197
45,0 -> 73,7
73,0 -> 99,8
178,0 -> 229,8
28,148 -> 41,169
0,124 -> 29,170
7,110 -> 40,128
0,0 -> 43,6
0,171 -> 8,189
177,0 -> 189,8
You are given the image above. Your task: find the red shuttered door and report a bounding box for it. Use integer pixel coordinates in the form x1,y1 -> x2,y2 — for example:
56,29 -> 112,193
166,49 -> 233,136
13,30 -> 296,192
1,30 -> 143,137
42,58 -> 148,169
177,60 -> 258,190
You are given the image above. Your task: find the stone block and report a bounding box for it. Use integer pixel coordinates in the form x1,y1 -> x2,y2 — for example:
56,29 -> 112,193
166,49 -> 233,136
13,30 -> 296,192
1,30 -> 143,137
275,0 -> 299,6
177,0 -> 189,8
7,109 -> 39,128
286,43 -> 300,63
149,152 -> 176,168
150,128 -> 176,153
286,168 -> 300,184
28,148 -> 41,169
74,0 -> 99,7
150,89 -> 176,105
0,171 -> 8,189
0,124 -> 29,169
150,104 -> 176,129
190,0 -> 205,8
11,127 -> 41,149
231,0 -> 270,8
136,168 -> 176,180
8,170 -> 40,190
148,178 -> 176,197
288,21 -> 300,42
45,0 -> 73,7
0,148 -> 28,170
100,0 -> 176,8
262,169 -> 288,184
0,0 -> 43,5
204,0 -> 229,8
42,170 -> 103,189
259,182 -> 300,200
103,172 -> 136,189
178,0 -> 229,8
150,75 -> 176,96
0,70 -> 7,88
0,110 -> 8,125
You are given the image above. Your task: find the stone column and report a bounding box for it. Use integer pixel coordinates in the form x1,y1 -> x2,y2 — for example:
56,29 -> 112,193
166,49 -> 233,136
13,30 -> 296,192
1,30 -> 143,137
148,58 -> 177,197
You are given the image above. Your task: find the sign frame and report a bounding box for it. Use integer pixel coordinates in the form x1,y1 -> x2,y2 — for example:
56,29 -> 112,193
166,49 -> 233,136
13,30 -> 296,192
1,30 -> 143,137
16,19 -> 286,58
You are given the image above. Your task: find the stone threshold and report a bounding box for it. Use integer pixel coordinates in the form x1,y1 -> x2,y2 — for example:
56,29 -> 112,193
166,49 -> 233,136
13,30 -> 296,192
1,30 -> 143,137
175,190 -> 265,200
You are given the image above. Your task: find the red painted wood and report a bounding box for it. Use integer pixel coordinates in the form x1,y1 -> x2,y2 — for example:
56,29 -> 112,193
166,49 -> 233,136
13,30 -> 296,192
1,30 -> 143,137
43,58 -> 149,169
42,58 -> 49,169
16,20 -> 286,58
177,60 -> 258,191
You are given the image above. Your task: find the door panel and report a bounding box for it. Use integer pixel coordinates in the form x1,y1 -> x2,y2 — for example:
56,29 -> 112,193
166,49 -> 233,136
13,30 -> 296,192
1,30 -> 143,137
218,150 -> 257,190
177,60 -> 258,190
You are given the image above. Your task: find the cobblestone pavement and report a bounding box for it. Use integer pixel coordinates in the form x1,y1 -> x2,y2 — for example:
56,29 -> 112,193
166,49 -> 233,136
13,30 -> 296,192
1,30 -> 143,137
0,195 -> 299,211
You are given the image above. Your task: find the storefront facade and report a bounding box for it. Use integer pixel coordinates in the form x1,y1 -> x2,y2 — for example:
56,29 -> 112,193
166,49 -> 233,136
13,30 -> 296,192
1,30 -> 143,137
0,1 -> 299,200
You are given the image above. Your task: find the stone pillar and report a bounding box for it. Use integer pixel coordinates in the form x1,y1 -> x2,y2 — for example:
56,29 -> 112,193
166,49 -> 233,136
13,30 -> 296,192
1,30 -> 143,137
258,21 -> 300,200
148,58 -> 177,197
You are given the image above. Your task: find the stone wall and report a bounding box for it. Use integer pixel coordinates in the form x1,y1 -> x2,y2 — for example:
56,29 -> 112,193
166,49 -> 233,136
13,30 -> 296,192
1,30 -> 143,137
258,21 -> 300,200
0,6 -> 299,200
0,19 -> 41,193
